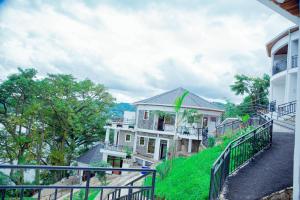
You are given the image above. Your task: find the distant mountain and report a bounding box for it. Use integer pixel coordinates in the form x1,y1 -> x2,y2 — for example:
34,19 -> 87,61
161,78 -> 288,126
110,103 -> 136,118
211,102 -> 226,110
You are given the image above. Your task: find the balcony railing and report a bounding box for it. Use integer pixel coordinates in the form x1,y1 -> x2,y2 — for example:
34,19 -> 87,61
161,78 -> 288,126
292,55 -> 298,68
272,60 -> 287,75
277,100 -> 297,118
104,144 -> 133,153
0,165 -> 156,200
177,126 -> 208,140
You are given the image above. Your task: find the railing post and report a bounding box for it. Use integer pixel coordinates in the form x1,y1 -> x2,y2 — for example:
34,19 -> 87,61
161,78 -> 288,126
128,183 -> 133,200
151,170 -> 156,200
208,167 -> 215,200
85,171 -> 91,200
270,120 -> 273,147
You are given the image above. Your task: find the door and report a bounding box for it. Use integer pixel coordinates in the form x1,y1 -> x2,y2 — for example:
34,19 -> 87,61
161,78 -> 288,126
107,156 -> 123,175
157,116 -> 165,131
159,140 -> 168,160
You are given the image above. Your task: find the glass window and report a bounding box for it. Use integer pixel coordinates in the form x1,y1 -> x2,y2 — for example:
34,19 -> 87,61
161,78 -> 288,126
125,134 -> 131,142
139,137 -> 145,146
147,138 -> 155,154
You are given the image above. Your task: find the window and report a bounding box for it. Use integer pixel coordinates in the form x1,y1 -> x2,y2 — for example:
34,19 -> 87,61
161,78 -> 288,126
139,137 -> 145,146
125,134 -> 131,142
143,111 -> 149,120
210,117 -> 216,122
147,138 -> 155,154
164,114 -> 175,125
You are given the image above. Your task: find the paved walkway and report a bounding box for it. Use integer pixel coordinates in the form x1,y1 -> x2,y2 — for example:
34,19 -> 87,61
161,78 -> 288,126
224,132 -> 294,200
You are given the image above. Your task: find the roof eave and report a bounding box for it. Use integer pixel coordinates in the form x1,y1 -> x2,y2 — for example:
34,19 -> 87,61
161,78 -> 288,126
134,103 -> 224,113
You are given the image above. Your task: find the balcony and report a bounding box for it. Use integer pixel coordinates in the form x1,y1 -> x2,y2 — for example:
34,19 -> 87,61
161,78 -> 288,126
103,143 -> 133,153
177,126 -> 207,140
105,119 -> 135,130
272,59 -> 287,75
292,55 -> 298,68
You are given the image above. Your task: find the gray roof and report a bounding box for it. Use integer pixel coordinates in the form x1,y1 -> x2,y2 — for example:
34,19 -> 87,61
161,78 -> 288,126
76,143 -> 103,164
134,87 -> 223,111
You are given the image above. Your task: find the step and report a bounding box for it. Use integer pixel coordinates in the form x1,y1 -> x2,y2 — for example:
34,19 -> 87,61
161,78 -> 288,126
272,119 -> 295,132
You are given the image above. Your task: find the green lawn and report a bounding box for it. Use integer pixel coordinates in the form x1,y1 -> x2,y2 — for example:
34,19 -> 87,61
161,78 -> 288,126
147,128 -> 253,200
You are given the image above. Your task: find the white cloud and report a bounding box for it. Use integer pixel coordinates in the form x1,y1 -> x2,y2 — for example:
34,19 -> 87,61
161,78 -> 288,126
0,0 -> 293,103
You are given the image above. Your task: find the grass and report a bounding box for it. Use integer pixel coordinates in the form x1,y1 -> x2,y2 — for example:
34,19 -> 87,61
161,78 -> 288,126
146,127 -> 254,200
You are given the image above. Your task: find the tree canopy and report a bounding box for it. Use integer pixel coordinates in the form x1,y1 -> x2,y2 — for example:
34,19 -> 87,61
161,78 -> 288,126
0,68 -> 115,184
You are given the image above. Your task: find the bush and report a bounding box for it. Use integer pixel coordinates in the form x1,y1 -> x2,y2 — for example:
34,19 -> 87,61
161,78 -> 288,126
90,161 -> 111,185
208,137 -> 216,148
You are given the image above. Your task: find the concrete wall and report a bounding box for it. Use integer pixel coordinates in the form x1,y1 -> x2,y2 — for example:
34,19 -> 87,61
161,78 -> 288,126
137,110 -> 155,130
118,130 -> 135,147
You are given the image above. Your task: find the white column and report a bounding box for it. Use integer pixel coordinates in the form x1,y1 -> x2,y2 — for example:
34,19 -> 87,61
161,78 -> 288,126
133,133 -> 138,153
285,74 -> 291,102
105,128 -> 110,143
293,26 -> 300,200
113,129 -> 118,145
154,137 -> 160,161
188,139 -> 192,153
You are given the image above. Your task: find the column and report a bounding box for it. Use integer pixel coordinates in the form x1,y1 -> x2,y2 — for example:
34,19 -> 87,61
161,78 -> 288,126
285,74 -> 291,102
105,128 -> 110,143
154,137 -> 160,161
292,28 -> 300,200
113,129 -> 118,145
133,133 -> 138,153
188,139 -> 192,153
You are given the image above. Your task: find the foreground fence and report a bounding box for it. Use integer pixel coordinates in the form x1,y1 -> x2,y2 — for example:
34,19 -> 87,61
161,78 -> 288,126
0,165 -> 156,200
209,116 -> 273,200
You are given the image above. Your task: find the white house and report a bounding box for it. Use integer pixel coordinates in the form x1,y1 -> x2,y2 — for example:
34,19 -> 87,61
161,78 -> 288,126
257,1 -> 300,199
103,88 -> 224,167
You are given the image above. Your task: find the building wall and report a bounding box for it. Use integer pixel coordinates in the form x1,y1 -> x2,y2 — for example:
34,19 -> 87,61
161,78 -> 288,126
137,110 -> 155,130
118,130 -> 135,147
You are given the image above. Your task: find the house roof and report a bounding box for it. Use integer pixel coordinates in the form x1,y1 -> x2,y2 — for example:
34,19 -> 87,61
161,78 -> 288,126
266,26 -> 298,57
134,87 -> 224,112
76,143 -> 103,164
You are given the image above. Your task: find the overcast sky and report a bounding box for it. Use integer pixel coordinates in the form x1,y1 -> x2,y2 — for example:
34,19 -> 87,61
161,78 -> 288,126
0,0 -> 294,103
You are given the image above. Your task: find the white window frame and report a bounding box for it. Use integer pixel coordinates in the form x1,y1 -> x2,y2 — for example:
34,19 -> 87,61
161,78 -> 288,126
143,110 -> 149,120
125,134 -> 131,142
139,136 -> 145,146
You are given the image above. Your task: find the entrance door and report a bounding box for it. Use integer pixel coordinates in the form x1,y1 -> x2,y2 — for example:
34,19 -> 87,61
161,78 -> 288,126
107,156 -> 123,175
159,140 -> 168,160
157,116 -> 164,131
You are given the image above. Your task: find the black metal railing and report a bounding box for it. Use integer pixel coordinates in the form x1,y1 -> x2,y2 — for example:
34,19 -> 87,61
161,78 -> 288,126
292,55 -> 298,68
177,126 -> 208,141
215,117 -> 260,136
209,116 -> 273,200
0,165 -> 156,200
277,101 -> 297,118
107,172 -> 152,200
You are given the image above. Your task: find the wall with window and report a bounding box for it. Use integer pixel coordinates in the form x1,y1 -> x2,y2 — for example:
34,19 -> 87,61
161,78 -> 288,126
137,110 -> 155,130
135,132 -> 158,159
117,130 -> 135,147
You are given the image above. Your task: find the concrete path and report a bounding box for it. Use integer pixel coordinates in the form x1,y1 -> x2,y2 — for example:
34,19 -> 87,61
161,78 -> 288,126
224,132 -> 294,200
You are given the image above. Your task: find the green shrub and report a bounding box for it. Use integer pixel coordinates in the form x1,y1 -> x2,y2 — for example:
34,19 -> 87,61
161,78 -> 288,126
90,161 -> 111,185
208,137 -> 216,148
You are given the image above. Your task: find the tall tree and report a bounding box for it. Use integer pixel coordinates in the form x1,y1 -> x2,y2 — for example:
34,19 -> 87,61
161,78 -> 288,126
230,74 -> 270,115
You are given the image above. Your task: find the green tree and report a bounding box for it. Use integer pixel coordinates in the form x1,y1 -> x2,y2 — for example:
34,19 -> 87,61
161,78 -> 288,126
230,74 -> 270,115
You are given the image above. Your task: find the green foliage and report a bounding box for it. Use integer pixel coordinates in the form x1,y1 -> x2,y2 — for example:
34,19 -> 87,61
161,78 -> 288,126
90,161 -> 111,185
156,160 -> 171,180
208,137 -> 216,148
174,90 -> 189,113
0,172 -> 12,185
227,74 -> 270,117
64,189 -> 100,200
0,68 -> 115,184
241,114 -> 250,123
